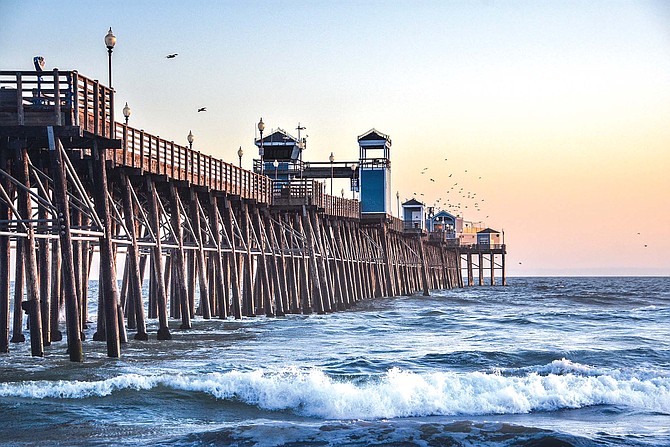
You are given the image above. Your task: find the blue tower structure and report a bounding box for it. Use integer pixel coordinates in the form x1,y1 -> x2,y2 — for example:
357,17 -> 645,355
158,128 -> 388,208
357,129 -> 391,215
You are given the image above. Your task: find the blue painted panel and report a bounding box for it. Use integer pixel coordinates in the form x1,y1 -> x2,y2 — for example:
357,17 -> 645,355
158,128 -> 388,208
361,169 -> 385,213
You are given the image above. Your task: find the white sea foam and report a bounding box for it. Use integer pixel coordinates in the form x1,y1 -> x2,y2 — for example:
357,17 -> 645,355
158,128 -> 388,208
1,364 -> 669,419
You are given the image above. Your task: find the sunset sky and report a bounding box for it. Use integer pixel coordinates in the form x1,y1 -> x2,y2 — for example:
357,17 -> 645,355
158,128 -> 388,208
2,1 -> 669,276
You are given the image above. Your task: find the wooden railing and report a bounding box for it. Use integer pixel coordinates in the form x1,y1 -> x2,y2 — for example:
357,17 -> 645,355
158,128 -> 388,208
272,179 -> 359,219
0,70 -> 273,204
111,123 -> 272,203
388,216 -> 404,232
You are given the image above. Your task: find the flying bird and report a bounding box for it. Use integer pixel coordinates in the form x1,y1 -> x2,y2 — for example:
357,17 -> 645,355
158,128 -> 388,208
430,178 -> 435,182
197,107 -> 207,112
166,53 -> 178,59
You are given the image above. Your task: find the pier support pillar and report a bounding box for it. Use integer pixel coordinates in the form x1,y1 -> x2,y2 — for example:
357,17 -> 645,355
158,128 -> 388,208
15,144 -> 44,357
417,233 -> 430,296
91,140 -> 120,357
47,129 -> 83,361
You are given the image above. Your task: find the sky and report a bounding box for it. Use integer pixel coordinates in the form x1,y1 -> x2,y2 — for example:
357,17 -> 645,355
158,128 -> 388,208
2,0 -> 669,276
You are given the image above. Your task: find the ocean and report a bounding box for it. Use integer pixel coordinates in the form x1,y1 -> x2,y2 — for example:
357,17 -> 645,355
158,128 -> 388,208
0,277 -> 668,446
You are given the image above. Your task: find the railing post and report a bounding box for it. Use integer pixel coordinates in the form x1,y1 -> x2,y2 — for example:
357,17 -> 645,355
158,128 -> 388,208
53,69 -> 62,126
72,71 -> 80,127
93,80 -> 99,136
16,73 -> 24,125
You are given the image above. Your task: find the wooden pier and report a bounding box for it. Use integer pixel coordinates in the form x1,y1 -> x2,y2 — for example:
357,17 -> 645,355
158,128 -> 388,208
0,69 -> 504,361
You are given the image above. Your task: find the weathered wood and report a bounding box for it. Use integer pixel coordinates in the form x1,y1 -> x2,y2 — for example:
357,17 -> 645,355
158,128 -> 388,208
168,183 -> 191,330
37,159 -> 51,346
467,252 -> 474,287
0,149 -> 10,352
49,238 -> 63,341
11,237 -> 25,343
47,130 -> 82,361
223,197 -> 242,319
190,191 -> 211,319
208,195 -> 227,319
146,177 -> 171,340
15,146 -> 43,356
302,209 -> 324,314
91,141 -> 120,357
241,203 -> 255,317
249,205 -> 273,316
295,213 -> 312,314
120,174 -> 148,340
263,209 -> 286,316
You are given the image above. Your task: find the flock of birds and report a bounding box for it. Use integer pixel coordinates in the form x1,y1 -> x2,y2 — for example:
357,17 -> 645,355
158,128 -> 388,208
409,158 -> 490,222
165,53 -> 208,113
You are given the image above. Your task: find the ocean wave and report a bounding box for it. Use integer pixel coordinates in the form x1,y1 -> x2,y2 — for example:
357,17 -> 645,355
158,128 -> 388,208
1,364 -> 669,419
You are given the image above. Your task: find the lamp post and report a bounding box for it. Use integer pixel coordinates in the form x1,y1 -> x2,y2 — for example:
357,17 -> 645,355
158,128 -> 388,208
350,163 -> 358,199
329,152 -> 334,196
396,191 -> 400,218
237,146 -> 243,169
123,102 -> 131,126
273,159 -> 279,179
104,27 -> 116,87
341,188 -> 344,198
297,138 -> 305,179
187,130 -> 194,150
258,118 -> 265,175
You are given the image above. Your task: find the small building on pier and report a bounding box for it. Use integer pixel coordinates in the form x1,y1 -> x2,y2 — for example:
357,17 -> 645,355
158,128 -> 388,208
477,228 -> 502,248
358,129 -> 392,215
402,198 -> 425,231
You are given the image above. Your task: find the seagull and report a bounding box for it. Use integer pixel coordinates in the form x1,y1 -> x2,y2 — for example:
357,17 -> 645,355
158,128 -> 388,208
449,174 -> 452,177
166,53 -> 178,59
197,107 -> 207,112
430,178 -> 435,182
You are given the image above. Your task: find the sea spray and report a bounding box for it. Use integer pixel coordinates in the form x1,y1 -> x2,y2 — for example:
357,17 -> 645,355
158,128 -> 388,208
2,362 -> 669,419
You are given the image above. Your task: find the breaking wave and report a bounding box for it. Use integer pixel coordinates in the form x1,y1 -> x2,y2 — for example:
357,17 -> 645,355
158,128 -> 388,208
1,360 -> 669,419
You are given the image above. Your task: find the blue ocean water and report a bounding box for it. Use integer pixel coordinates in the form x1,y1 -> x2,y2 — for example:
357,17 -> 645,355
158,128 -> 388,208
0,277 -> 669,446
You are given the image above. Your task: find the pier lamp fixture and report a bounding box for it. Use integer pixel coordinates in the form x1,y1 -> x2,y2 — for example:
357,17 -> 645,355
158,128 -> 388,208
297,138 -> 305,180
187,130 -> 194,150
273,159 -> 279,179
350,163 -> 358,199
104,27 -> 116,87
396,191 -> 400,218
341,188 -> 344,199
237,146 -> 243,168
258,118 -> 265,175
329,152 -> 335,196
123,102 -> 131,126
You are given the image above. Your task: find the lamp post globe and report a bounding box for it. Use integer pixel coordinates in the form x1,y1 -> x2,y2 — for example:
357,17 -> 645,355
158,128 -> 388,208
187,130 -> 194,150
273,159 -> 279,179
258,118 -> 265,175
350,163 -> 358,199
237,146 -> 243,169
104,27 -> 116,87
123,102 -> 131,126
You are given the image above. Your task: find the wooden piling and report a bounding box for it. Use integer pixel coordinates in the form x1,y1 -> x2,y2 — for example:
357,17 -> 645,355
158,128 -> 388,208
47,129 -> 83,361
0,150 -> 10,352
119,174 -> 148,340
15,146 -> 43,356
146,177 -> 171,340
